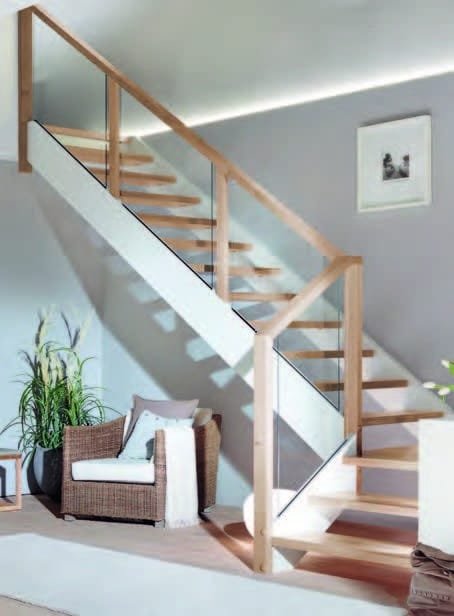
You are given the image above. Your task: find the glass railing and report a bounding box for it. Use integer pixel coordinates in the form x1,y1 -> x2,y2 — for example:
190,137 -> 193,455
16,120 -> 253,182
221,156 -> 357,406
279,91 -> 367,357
226,182 -> 344,410
276,270 -> 344,411
32,15 -> 108,187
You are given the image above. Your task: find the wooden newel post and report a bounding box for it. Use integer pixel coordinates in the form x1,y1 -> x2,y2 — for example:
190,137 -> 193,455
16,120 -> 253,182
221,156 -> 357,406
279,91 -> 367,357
107,77 -> 121,198
343,261 -> 363,440
18,8 -> 33,173
215,168 -> 230,301
253,333 -> 274,573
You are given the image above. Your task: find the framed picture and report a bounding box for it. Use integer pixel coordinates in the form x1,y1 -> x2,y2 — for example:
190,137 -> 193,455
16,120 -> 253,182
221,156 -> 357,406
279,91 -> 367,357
357,115 -> 431,213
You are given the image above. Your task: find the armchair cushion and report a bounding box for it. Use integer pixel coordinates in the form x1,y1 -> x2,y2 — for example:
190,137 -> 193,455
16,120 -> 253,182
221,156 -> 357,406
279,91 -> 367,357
125,397 -> 198,442
72,457 -> 155,484
119,410 -> 192,460
121,408 -> 213,446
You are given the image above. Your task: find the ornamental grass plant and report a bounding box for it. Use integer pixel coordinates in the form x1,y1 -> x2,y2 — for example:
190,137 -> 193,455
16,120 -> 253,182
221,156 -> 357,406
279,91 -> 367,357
2,310 -> 107,461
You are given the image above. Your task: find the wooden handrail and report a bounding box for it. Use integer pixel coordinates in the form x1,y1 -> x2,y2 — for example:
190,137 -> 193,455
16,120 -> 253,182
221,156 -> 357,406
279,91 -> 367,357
257,256 -> 362,340
30,4 -> 344,261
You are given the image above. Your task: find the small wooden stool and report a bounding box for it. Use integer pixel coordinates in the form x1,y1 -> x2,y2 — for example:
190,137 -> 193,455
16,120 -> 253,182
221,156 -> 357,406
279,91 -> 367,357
0,449 -> 22,512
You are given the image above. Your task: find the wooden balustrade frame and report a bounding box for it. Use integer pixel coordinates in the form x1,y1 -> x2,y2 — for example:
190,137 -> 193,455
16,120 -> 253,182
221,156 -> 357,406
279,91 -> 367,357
252,258 -> 363,573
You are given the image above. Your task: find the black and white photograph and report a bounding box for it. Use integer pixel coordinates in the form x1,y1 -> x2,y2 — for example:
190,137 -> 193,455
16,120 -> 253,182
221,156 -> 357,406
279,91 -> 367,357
358,115 -> 431,212
382,152 -> 410,181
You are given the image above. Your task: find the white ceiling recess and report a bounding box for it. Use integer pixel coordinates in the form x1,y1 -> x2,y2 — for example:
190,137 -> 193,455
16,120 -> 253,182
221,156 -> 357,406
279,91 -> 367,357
13,0 -> 454,134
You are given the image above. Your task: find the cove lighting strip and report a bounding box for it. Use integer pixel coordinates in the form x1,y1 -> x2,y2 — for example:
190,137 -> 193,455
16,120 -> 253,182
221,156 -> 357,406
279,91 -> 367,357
124,63 -> 454,138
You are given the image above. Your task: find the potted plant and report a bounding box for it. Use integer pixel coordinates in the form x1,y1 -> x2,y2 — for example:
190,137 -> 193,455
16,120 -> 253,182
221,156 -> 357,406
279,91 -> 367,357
2,310 -> 108,500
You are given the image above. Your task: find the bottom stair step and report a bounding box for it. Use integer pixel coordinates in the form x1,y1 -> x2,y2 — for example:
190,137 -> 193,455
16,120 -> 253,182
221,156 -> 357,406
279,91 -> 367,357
310,492 -> 418,517
272,532 -> 412,568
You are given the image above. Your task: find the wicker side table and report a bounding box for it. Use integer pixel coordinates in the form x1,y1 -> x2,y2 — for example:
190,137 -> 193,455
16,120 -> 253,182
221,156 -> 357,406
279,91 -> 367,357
0,449 -> 22,512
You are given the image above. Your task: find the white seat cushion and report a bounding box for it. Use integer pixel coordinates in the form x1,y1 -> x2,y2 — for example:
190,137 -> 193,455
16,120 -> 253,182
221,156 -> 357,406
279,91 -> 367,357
72,458 -> 155,484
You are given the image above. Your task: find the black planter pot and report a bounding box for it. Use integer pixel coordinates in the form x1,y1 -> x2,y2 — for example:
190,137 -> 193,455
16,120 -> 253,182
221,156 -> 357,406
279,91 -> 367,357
33,445 -> 63,501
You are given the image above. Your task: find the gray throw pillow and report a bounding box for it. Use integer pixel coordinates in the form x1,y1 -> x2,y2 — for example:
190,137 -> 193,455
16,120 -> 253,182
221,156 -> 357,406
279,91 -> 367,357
119,410 -> 193,460
123,397 -> 199,445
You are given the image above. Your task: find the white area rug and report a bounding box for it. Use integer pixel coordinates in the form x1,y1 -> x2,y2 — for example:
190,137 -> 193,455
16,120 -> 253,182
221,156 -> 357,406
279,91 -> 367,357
0,534 -> 405,616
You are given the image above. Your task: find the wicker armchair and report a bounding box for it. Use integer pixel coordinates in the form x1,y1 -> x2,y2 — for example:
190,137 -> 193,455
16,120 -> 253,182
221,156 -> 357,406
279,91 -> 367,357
61,414 -> 222,524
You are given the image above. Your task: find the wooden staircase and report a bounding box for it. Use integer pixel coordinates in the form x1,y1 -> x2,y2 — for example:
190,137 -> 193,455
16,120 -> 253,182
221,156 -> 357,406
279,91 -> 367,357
17,2 -> 445,577
44,124 -> 446,572
17,5 -> 449,584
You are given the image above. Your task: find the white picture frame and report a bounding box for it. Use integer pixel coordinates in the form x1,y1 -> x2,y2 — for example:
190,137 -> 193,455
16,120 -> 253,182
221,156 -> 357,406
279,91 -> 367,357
357,115 -> 432,213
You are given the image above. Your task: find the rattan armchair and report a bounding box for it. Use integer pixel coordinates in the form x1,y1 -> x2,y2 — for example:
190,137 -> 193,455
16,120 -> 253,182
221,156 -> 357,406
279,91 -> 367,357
61,414 -> 222,525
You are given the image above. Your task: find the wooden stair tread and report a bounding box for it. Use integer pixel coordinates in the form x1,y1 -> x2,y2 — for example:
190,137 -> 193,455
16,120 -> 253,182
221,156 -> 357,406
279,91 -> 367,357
287,320 -> 342,329
361,410 -> 444,426
272,532 -> 412,568
343,445 -> 418,471
251,319 -> 342,329
316,379 -> 409,392
88,168 -> 176,186
68,146 -> 152,165
46,124 -> 128,143
230,292 -> 296,302
139,213 -> 215,230
191,264 -> 281,277
284,349 -> 374,359
122,190 -> 200,207
164,238 -> 252,252
310,492 -> 418,517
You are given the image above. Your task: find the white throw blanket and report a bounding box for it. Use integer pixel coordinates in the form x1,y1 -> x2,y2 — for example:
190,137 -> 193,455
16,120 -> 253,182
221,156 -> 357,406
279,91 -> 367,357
163,425 -> 199,528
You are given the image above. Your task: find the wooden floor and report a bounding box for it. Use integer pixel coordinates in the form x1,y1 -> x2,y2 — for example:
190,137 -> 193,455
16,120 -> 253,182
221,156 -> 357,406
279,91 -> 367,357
0,496 -> 414,614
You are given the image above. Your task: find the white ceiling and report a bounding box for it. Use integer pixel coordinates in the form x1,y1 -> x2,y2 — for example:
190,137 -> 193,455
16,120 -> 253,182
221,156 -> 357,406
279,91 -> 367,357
0,1 -> 35,17
32,0 -> 454,134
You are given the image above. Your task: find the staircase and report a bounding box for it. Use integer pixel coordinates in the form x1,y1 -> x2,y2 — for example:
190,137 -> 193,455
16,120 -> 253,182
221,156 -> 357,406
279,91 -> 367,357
19,5 -> 448,576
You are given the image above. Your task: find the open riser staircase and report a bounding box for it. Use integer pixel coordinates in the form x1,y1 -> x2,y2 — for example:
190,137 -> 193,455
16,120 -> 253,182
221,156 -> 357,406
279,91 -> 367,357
18,5 -> 449,576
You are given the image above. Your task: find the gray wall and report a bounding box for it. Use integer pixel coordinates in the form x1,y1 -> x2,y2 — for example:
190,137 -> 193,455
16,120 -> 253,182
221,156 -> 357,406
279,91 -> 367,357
151,72 -> 454,386
0,161 -> 104,494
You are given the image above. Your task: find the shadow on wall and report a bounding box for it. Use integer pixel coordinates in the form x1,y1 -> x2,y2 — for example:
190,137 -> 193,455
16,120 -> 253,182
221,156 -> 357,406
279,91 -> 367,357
34,173 -> 321,506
